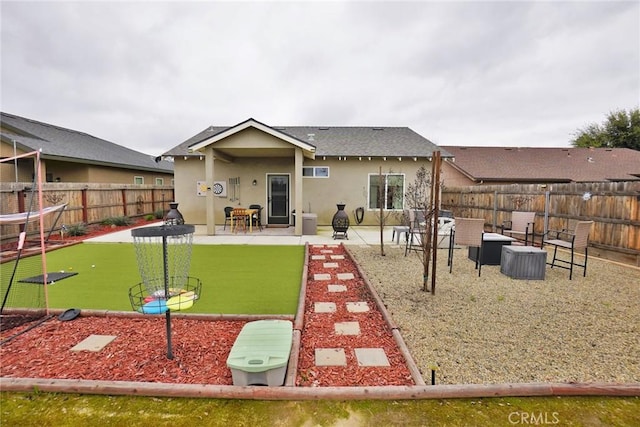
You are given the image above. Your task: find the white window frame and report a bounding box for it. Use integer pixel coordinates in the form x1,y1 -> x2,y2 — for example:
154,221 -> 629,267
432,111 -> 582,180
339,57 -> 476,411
155,177 -> 164,185
134,176 -> 144,184
367,173 -> 405,210
303,166 -> 330,178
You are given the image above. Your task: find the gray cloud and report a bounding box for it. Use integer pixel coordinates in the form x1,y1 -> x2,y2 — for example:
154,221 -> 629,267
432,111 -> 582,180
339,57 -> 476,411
1,1 -> 638,155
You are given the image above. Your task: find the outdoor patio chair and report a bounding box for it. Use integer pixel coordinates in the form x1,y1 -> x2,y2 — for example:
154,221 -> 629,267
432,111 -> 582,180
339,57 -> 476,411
542,220 -> 593,280
249,204 -> 263,231
392,210 -> 411,244
448,218 -> 485,276
404,209 -> 427,256
223,206 -> 234,230
499,211 -> 536,246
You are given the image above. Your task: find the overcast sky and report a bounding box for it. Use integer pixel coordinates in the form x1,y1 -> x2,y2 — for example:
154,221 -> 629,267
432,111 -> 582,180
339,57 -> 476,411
1,1 -> 638,156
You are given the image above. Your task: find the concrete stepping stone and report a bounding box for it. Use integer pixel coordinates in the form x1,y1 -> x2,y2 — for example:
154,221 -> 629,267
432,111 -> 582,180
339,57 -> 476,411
355,348 -> 390,367
315,348 -> 347,366
323,262 -> 339,269
346,302 -> 369,313
311,255 -> 326,260
314,273 -> 332,281
314,302 -> 336,313
71,334 -> 117,352
337,273 -> 355,280
335,321 -> 360,335
320,249 -> 334,254
330,255 -> 345,260
328,284 -> 347,293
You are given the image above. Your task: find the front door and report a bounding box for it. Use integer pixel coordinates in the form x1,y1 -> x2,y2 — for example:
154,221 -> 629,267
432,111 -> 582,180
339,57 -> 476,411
267,174 -> 290,225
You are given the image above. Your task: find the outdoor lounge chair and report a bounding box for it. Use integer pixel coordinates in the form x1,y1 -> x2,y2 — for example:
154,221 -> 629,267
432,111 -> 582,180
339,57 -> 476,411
500,211 -> 536,246
542,220 -> 593,280
448,218 -> 485,277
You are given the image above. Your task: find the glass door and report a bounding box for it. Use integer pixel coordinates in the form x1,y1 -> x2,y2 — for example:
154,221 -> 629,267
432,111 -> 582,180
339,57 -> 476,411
267,174 -> 290,225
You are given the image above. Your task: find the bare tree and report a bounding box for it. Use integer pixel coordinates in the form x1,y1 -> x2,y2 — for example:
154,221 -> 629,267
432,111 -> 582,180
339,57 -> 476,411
404,152 -> 443,293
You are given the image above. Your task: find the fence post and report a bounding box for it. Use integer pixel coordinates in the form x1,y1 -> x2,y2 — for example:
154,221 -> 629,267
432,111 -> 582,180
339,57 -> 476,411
544,191 -> 550,236
121,189 -> 127,217
492,190 -> 498,232
81,188 -> 88,223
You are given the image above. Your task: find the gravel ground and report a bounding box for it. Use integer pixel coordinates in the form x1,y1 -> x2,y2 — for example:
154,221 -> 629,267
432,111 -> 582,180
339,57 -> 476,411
348,244 -> 640,385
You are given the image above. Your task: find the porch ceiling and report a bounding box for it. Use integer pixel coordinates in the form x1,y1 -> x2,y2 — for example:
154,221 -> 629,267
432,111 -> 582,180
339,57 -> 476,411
213,146 -> 301,159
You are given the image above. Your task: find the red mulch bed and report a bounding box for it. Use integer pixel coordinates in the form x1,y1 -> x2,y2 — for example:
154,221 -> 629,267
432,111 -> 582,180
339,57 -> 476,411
297,245 -> 415,387
48,218 -> 159,243
0,230 -> 416,387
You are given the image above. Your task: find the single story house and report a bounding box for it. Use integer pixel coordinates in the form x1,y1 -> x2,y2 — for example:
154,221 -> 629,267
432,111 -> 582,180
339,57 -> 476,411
162,118 -> 453,235
442,146 -> 640,185
1,112 -> 174,184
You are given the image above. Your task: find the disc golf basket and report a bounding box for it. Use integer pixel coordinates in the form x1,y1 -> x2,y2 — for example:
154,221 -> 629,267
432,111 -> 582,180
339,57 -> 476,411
128,223 -> 201,359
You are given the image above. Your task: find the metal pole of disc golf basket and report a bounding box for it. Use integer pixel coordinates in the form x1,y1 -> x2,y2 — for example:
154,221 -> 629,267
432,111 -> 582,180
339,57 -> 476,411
129,222 -> 201,360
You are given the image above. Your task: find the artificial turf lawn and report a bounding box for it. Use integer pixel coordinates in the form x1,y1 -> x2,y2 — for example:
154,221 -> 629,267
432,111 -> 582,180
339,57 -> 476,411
2,243 -> 304,315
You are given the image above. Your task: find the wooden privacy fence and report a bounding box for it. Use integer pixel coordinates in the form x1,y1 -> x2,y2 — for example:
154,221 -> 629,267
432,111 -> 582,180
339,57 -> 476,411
0,183 -> 175,243
441,181 -> 640,266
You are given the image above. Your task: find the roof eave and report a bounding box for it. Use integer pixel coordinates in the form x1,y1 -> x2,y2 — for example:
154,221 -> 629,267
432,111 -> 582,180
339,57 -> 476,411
41,154 -> 173,173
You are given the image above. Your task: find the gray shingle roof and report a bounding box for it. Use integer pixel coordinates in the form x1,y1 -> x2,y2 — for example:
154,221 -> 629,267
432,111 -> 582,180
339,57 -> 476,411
163,121 -> 451,158
1,112 -> 173,173
442,146 -> 640,182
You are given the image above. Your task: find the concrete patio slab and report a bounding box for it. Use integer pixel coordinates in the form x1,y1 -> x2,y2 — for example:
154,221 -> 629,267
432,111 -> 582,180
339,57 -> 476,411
85,225 -> 386,247
70,335 -> 117,352
355,348 -> 390,367
315,348 -> 347,366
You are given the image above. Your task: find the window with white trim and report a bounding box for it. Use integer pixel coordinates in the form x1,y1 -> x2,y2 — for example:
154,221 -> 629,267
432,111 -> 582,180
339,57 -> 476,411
368,173 -> 405,210
303,166 -> 330,177
134,176 -> 144,184
155,178 -> 164,185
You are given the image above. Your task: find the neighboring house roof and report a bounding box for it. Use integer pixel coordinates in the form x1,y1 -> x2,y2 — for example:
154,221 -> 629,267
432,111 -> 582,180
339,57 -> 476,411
0,112 -> 173,173
163,118 -> 452,159
442,146 -> 640,183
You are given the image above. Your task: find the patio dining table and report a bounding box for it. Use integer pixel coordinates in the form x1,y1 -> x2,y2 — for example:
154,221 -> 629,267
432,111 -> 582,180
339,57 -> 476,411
230,208 -> 259,233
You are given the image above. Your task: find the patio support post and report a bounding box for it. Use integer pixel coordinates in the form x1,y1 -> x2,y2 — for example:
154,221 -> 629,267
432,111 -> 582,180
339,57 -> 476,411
294,148 -> 303,236
205,146 -> 216,235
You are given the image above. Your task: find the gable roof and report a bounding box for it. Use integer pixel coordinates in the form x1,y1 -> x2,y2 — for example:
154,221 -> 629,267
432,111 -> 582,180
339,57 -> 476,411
1,112 -> 173,173
163,118 -> 451,159
442,146 -> 640,183
188,118 -> 316,157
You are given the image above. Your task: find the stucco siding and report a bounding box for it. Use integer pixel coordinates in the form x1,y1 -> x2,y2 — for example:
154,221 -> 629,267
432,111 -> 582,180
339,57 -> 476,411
174,157 -> 435,226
